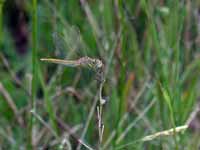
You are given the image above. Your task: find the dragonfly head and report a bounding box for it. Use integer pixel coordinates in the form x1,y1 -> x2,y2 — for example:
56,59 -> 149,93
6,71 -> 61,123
94,59 -> 103,69
88,58 -> 103,70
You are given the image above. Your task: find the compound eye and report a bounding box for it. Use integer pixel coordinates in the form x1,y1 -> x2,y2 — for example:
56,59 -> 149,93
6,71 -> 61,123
96,60 -> 103,69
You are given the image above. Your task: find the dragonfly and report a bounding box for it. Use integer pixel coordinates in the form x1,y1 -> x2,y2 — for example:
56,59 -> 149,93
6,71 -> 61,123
40,56 -> 103,71
41,25 -> 105,82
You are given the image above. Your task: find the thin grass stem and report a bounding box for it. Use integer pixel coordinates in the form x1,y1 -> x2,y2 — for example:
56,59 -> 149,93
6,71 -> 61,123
28,0 -> 38,148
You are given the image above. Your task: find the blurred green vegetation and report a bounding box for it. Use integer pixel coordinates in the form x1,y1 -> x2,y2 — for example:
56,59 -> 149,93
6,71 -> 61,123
0,0 -> 200,149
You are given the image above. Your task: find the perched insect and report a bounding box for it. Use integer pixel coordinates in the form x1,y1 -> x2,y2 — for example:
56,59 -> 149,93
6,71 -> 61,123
41,56 -> 103,70
41,56 -> 104,82
41,25 -> 105,82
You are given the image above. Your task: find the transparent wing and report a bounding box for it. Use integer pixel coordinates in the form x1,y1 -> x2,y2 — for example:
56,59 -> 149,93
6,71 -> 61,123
52,25 -> 88,58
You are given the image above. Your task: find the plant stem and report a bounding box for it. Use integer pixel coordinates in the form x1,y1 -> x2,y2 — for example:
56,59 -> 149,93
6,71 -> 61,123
28,0 -> 37,149
97,79 -> 105,150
